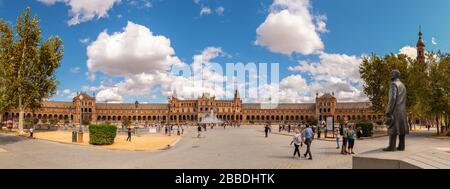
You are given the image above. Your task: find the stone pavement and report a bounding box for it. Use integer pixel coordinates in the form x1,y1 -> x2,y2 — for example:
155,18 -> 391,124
0,126 -> 445,169
354,130 -> 450,169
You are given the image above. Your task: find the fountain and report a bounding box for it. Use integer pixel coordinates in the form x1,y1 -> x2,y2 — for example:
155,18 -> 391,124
199,110 -> 223,124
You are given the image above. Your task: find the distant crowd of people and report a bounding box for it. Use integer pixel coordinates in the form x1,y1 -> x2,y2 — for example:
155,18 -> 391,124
197,121 -> 241,138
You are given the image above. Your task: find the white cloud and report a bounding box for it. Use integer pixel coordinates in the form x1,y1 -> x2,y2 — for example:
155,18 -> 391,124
277,74 -> 311,103
398,46 -> 417,59
70,67 -> 81,74
432,37 -> 438,45
167,47 -> 227,100
37,0 -> 121,26
287,52 -> 365,102
255,0 -> 325,55
128,0 -> 152,8
86,21 -> 186,102
194,0 -> 224,16
37,0 -> 66,5
56,89 -> 77,99
87,21 -> 182,80
200,7 -> 212,15
91,47 -> 227,103
289,52 -> 362,84
315,15 -> 328,33
79,38 -> 90,45
311,81 -> 367,102
85,21 -> 232,102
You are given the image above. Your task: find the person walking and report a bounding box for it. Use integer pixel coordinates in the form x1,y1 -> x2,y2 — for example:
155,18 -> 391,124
302,124 -> 314,160
348,125 -> 356,154
264,124 -> 270,138
29,126 -> 34,138
288,124 -> 291,133
279,124 -> 282,133
290,130 -> 303,159
126,127 -> 132,142
341,124 -> 349,155
335,129 -> 340,149
197,124 -> 202,138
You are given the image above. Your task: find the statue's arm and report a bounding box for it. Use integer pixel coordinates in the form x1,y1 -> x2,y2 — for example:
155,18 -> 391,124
385,83 -> 398,116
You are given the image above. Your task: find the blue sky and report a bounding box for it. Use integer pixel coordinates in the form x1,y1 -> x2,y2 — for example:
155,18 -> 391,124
0,0 -> 449,103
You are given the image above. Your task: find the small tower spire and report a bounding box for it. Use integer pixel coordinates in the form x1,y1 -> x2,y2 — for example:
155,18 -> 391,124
234,89 -> 240,99
234,82 -> 240,99
416,25 -> 426,64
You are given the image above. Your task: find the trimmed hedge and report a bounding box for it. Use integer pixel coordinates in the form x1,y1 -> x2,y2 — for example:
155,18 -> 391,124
89,124 -> 117,145
356,121 -> 374,137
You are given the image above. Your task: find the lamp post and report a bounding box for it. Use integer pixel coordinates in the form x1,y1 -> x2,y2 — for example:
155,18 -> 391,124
135,101 -> 139,126
80,95 -> 83,128
134,100 -> 139,131
78,95 -> 84,143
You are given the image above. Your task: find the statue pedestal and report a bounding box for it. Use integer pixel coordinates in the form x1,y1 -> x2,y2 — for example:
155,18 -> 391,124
353,146 -> 450,169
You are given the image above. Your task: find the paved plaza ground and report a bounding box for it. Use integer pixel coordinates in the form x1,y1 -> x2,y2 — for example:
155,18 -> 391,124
0,126 -> 448,169
33,131 -> 180,151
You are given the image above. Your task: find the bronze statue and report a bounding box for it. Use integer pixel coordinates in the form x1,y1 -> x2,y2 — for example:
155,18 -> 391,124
383,70 -> 409,151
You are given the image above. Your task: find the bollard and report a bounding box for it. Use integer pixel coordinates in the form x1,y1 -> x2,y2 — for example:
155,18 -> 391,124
77,131 -> 84,143
72,131 -> 77,142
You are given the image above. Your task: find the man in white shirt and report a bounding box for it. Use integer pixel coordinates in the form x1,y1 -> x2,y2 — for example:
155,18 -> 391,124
29,127 -> 34,138
290,130 -> 302,159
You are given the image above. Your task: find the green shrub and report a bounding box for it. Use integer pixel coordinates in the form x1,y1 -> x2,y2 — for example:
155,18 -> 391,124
356,121 -> 374,137
89,124 -> 117,145
446,131 -> 450,137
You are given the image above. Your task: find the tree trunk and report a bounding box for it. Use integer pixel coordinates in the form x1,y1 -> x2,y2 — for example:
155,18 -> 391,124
17,36 -> 27,135
436,115 -> 440,135
18,97 -> 24,134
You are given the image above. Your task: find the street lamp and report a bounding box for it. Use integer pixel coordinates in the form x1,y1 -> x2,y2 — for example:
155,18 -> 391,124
78,95 -> 84,143
135,101 -> 139,136
80,95 -> 83,129
135,101 -> 139,127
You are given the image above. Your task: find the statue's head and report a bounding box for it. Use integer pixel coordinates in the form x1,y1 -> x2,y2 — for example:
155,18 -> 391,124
390,69 -> 401,81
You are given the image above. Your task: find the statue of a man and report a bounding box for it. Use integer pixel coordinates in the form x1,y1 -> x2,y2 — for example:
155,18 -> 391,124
383,70 -> 409,151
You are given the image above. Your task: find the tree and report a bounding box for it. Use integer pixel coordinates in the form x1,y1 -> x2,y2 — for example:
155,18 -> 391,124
426,53 -> 450,135
0,7 -> 63,134
49,117 -> 59,126
122,117 -> 131,128
406,58 -> 429,128
306,116 -> 317,126
64,118 -> 70,126
81,119 -> 91,127
41,117 -> 48,125
360,54 -> 388,113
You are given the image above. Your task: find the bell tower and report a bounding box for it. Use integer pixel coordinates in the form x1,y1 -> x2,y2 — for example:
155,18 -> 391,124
416,26 -> 426,64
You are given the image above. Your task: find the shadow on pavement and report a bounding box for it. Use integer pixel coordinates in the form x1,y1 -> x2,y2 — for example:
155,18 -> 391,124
0,133 -> 28,145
